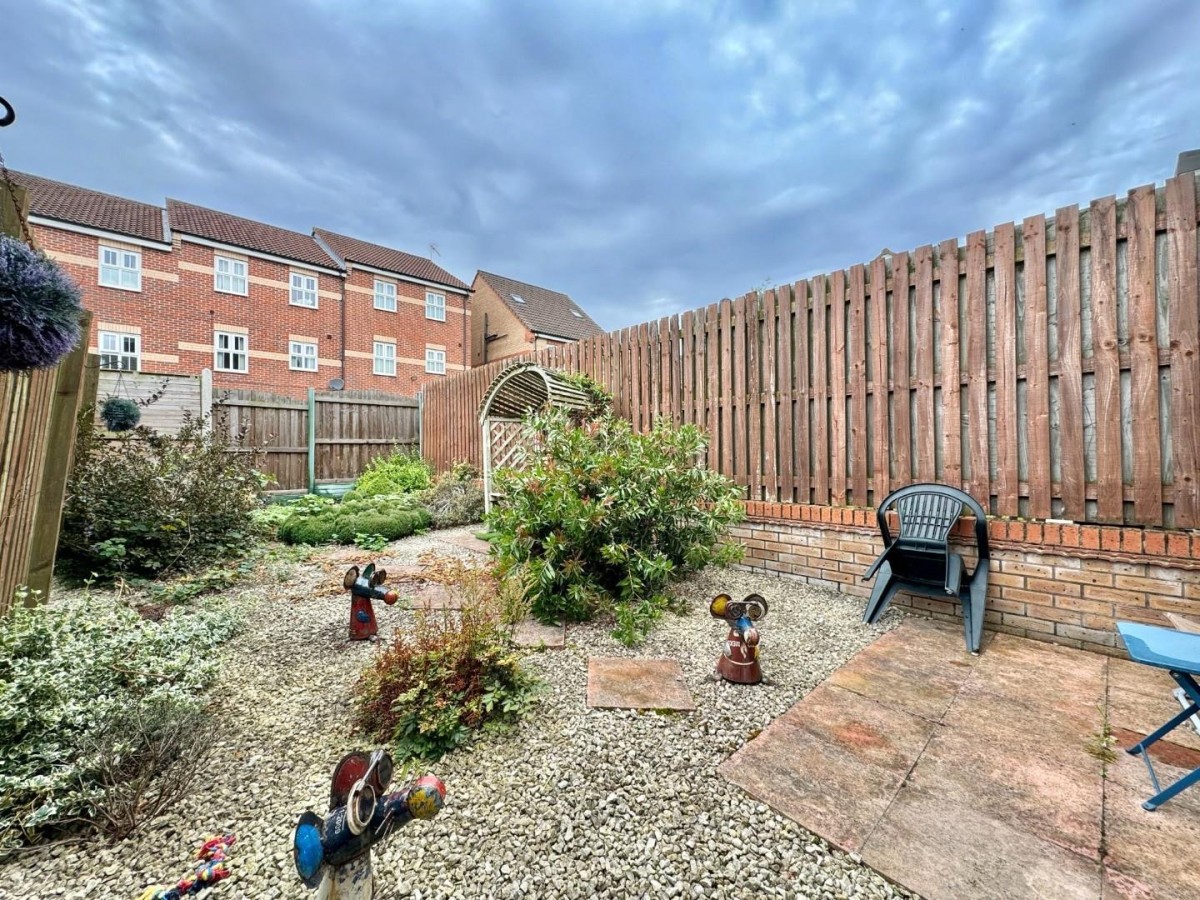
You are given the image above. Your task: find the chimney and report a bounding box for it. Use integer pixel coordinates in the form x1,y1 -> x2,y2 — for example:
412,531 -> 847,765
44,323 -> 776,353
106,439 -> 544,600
1176,150 -> 1200,176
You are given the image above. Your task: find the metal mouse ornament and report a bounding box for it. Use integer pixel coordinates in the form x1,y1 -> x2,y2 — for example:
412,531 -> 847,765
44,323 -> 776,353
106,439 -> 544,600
293,749 -> 445,899
710,592 -> 768,684
343,563 -> 399,641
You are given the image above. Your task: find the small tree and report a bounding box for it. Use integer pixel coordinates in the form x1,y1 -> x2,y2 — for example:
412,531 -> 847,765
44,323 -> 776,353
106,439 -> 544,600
488,409 -> 744,641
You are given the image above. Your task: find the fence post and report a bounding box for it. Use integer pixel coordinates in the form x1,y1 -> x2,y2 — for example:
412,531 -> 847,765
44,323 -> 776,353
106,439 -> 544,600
307,387 -> 316,494
417,391 -> 424,459
0,184 -> 26,238
24,318 -> 94,603
200,367 -> 213,431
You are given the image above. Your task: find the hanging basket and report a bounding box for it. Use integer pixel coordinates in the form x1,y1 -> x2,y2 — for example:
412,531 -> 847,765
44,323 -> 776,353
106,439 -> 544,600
100,396 -> 141,432
0,233 -> 83,371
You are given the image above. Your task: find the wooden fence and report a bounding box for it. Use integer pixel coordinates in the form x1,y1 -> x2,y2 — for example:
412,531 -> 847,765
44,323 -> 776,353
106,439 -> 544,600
423,171 -> 1200,529
95,368 -> 210,435
0,319 -> 95,614
218,388 -> 419,492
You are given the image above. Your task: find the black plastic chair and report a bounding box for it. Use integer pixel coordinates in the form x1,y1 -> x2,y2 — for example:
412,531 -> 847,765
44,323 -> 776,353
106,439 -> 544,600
861,483 -> 990,653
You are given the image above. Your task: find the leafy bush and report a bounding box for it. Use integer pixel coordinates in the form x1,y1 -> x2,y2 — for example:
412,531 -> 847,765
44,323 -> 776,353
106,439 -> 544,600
488,410 -> 744,640
0,592 -> 242,847
558,371 -> 613,423
352,448 -> 433,497
277,494 -> 430,546
418,463 -> 485,528
59,413 -> 265,581
352,562 -> 537,760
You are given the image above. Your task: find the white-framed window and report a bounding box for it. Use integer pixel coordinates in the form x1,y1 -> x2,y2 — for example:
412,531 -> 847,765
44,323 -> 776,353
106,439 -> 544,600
374,279 -> 397,312
290,272 -> 318,308
98,331 -> 140,371
214,331 -> 248,372
98,247 -> 141,291
289,340 -> 318,371
425,291 -> 446,321
373,341 -> 396,376
214,255 -> 248,295
425,346 -> 446,375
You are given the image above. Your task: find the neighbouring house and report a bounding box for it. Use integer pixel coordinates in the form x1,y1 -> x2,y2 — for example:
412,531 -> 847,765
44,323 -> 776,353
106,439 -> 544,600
11,170 -> 470,398
470,270 -> 604,365
314,229 -> 470,391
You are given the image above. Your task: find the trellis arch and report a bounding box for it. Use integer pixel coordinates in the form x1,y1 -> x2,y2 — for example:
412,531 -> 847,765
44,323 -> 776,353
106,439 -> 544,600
478,362 -> 591,512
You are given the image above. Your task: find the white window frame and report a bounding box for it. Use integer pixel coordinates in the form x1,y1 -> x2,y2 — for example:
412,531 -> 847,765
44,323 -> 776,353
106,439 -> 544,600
425,346 -> 447,375
97,331 -> 140,371
289,340 -> 318,372
214,255 -> 248,295
98,247 -> 141,291
214,331 -> 248,373
290,272 -> 319,308
374,279 -> 397,312
425,291 -> 446,321
373,341 -> 396,376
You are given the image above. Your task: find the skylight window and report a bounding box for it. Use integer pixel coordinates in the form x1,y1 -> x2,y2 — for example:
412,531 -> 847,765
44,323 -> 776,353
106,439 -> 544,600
571,310 -> 583,318
511,293 -> 525,303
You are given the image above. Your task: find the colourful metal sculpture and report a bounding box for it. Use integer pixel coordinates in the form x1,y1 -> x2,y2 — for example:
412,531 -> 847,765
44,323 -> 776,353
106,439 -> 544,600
343,563 -> 399,641
293,749 -> 445,898
710,593 -> 768,684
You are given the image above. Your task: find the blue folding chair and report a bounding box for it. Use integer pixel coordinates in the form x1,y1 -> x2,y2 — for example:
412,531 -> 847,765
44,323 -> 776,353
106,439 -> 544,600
1117,621 -> 1200,810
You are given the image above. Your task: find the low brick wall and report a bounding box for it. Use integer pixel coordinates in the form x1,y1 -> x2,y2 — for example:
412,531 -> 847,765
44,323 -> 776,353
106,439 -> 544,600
732,501 -> 1200,657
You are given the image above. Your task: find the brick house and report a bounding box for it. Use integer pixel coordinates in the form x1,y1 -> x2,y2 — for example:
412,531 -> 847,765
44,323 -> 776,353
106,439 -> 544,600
470,271 -> 603,365
314,229 -> 470,393
11,170 -> 470,398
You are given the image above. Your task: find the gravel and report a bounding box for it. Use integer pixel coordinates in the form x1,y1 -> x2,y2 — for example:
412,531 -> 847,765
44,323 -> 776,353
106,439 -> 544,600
0,527 -> 915,900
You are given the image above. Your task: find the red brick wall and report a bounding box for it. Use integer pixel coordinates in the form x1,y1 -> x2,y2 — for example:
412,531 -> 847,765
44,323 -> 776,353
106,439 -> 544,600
33,221 -> 470,399
733,501 -> 1200,657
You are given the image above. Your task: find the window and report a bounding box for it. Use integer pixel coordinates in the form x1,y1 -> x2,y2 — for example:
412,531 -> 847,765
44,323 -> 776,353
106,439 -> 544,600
425,291 -> 446,321
289,340 -> 318,371
214,256 -> 248,294
374,279 -> 397,312
425,347 -> 446,375
373,341 -> 396,376
214,331 -> 248,372
510,293 -> 525,304
290,272 -> 318,308
98,247 -> 141,291
98,331 -> 139,371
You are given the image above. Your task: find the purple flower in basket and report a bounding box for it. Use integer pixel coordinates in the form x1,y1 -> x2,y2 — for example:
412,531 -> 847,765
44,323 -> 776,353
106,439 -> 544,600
0,233 -> 83,371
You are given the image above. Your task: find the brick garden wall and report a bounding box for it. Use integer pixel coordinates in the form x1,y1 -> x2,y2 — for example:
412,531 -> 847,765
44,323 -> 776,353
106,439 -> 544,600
733,502 -> 1200,657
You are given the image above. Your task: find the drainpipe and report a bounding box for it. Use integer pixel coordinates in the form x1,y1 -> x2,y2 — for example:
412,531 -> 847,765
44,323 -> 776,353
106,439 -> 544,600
339,270 -> 347,385
462,290 -> 468,370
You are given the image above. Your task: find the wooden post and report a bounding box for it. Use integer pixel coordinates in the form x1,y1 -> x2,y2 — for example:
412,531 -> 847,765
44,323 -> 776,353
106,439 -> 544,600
200,367 -> 213,432
417,390 -> 425,459
306,387 -> 316,494
0,184 -> 27,239
24,315 -> 94,603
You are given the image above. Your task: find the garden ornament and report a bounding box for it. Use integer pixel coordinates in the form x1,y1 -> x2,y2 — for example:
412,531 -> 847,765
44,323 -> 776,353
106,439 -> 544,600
138,833 -> 236,900
292,749 -> 445,899
342,563 -> 399,641
710,593 -> 768,685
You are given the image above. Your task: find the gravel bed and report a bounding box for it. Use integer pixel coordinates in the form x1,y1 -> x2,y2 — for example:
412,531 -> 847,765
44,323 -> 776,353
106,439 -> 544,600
0,526 -> 914,900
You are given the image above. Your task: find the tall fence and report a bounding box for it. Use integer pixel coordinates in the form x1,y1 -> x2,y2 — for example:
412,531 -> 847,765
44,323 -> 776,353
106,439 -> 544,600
423,171 -> 1200,530
218,388 -> 419,492
96,369 -> 210,435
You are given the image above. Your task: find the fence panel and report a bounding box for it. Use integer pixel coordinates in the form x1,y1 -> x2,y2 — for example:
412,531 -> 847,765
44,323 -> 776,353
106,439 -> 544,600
421,172 -> 1200,529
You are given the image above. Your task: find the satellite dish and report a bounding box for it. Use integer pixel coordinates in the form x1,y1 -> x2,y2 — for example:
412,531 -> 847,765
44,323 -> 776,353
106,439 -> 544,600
328,378 -> 345,391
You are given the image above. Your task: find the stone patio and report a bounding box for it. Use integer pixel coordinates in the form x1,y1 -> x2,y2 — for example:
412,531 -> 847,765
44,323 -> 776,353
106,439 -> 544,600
721,618 -> 1200,900
586,657 -> 696,710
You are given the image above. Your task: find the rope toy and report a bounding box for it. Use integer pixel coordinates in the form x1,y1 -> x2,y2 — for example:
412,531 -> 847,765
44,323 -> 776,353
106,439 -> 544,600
137,833 -> 236,900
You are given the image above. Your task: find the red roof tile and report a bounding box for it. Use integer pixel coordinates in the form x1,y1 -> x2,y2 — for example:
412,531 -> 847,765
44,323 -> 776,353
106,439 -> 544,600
9,170 -> 166,243
314,228 -> 468,291
168,199 -> 338,270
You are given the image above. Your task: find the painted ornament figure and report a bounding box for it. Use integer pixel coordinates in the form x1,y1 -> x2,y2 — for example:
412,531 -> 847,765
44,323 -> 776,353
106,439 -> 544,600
293,749 -> 446,899
343,563 -> 398,640
710,592 -> 769,684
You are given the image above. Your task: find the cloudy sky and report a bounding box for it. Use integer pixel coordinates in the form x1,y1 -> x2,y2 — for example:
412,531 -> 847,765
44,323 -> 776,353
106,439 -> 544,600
2,0 -> 1198,330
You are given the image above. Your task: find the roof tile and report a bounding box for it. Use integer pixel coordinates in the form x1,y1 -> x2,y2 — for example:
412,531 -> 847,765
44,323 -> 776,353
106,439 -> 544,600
8,170 -> 166,243
476,271 -> 603,342
168,199 -> 338,269
314,228 -> 468,291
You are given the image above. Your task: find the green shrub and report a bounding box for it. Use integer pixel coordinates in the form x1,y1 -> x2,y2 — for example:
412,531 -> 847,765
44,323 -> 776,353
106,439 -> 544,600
353,449 -> 433,497
488,410 -> 744,641
558,371 -> 613,422
0,592 -> 242,847
418,463 -> 485,528
277,495 -> 430,546
352,570 -> 537,760
59,413 -> 265,581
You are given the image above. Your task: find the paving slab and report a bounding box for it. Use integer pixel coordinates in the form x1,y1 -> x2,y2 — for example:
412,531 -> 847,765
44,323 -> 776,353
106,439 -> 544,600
586,657 -> 695,711
435,531 -> 492,554
861,785 -> 1102,900
719,683 -> 935,852
406,582 -> 462,611
512,619 -> 566,649
1108,678 -> 1200,752
827,618 -> 985,721
1102,770 -> 1200,900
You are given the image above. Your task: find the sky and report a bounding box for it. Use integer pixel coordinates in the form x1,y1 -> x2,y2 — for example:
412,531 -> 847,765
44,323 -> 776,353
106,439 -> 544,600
2,0 -> 1198,331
